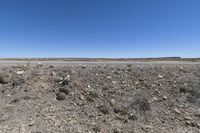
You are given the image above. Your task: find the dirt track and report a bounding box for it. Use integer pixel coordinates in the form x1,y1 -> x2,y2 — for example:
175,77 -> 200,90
0,61 -> 200,133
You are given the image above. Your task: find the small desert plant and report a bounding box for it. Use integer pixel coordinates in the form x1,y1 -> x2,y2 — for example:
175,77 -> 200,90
86,91 -> 98,102
127,64 -> 132,67
131,94 -> 151,113
113,105 -> 129,115
179,85 -> 188,93
98,104 -> 109,114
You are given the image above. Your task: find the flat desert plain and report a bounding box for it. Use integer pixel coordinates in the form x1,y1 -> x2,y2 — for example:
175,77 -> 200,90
0,61 -> 200,133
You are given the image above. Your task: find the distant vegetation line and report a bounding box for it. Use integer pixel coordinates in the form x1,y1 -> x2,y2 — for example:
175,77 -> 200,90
0,57 -> 200,62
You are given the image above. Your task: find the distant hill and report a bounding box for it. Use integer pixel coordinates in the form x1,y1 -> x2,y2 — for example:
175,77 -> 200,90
0,57 -> 200,62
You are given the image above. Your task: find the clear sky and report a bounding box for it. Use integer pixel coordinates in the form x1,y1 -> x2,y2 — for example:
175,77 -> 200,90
0,0 -> 200,58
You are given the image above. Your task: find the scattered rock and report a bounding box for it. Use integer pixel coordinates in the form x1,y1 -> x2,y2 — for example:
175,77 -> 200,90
195,109 -> 200,118
186,121 -> 200,128
128,113 -> 137,121
113,127 -> 121,133
37,63 -> 43,67
51,72 -> 56,77
0,73 -> 12,84
49,65 -> 55,68
142,125 -> 153,132
110,99 -> 116,106
11,98 -> 20,103
92,124 -> 101,132
59,87 -> 69,95
158,75 -> 164,78
106,76 -> 112,79
185,120 -> 191,126
174,108 -> 181,114
56,92 -> 66,100
184,116 -> 192,120
163,95 -> 167,100
28,117 -> 35,126
81,65 -> 87,69
153,97 -> 158,101
16,71 -> 24,75
113,106 -> 121,114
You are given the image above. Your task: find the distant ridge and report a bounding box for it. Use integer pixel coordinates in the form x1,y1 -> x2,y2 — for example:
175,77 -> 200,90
0,57 -> 200,62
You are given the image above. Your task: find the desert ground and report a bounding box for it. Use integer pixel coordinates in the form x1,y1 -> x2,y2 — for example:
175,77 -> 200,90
0,60 -> 200,133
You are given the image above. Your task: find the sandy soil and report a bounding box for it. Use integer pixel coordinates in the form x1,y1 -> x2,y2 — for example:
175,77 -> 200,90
0,61 -> 200,133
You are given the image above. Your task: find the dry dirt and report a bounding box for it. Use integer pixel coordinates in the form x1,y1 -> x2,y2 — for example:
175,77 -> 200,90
0,62 -> 200,133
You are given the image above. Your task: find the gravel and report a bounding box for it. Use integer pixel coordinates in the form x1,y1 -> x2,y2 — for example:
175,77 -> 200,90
0,62 -> 200,133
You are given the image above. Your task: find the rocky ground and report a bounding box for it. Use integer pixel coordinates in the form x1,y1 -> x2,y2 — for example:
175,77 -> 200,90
0,62 -> 200,133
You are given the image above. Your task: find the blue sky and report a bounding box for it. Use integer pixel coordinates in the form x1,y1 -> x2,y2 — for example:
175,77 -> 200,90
0,0 -> 200,58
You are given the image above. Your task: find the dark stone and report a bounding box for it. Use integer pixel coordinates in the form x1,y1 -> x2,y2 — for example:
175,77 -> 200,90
128,114 -> 137,121
0,73 -> 12,84
56,92 -> 66,100
59,87 -> 69,95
